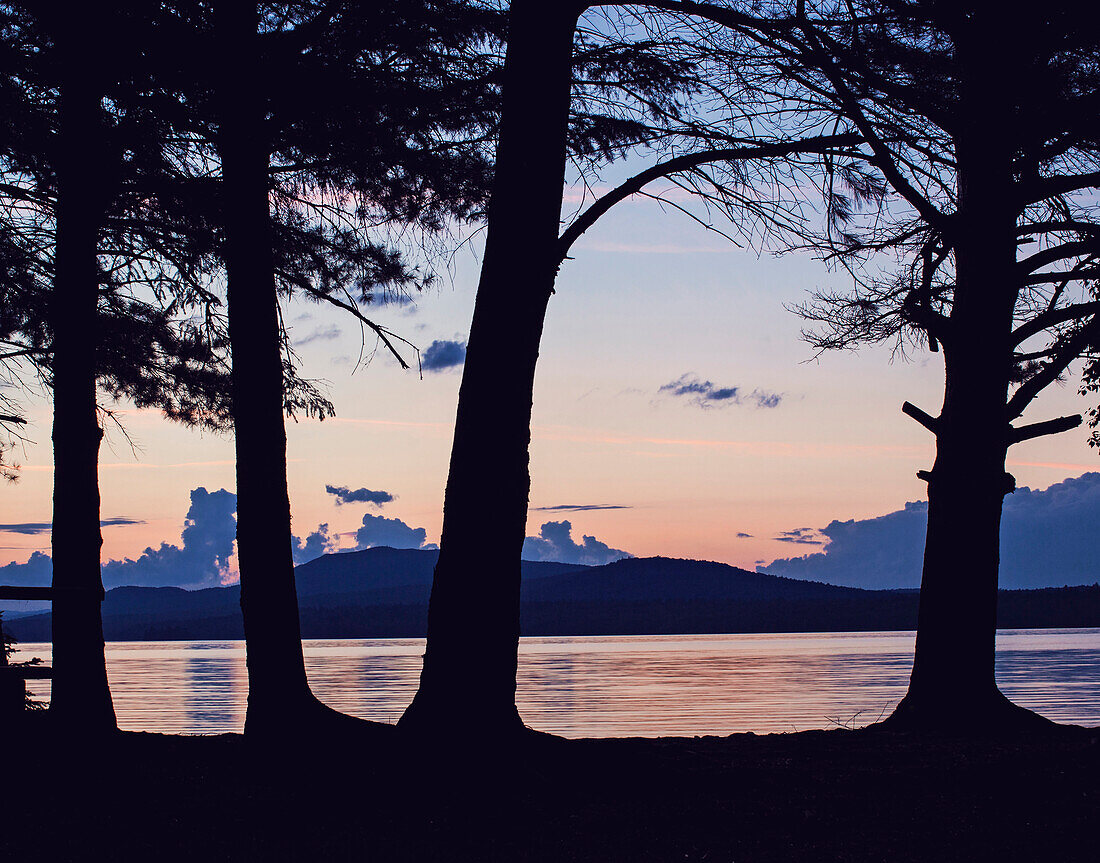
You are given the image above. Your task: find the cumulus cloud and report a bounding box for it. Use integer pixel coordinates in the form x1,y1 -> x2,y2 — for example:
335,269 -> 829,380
0,487 -> 435,589
0,549 -> 52,587
422,339 -> 466,372
521,520 -> 631,566
0,493 -> 233,590
0,516 -> 144,536
760,502 -> 928,588
291,523 -> 336,565
325,484 -> 394,507
659,374 -> 781,409
761,472 -> 1100,589
352,513 -> 437,551
101,487 -> 238,589
531,504 -> 631,512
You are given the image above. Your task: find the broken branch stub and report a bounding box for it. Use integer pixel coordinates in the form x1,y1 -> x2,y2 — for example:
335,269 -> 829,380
902,401 -> 939,434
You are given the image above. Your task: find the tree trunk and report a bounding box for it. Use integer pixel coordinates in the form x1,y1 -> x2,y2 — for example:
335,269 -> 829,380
48,11 -> 116,733
889,19 -> 1047,729
217,1 -> 318,735
400,1 -> 583,736
894,347 -> 1011,724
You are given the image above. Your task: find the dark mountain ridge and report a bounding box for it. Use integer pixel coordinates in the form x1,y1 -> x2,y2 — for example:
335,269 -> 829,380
5,546 -> 1099,641
520,556 -> 861,603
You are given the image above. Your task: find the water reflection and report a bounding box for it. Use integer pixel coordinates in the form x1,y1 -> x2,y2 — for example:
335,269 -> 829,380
14,628 -> 1100,736
996,645 -> 1100,724
184,643 -> 247,733
301,638 -> 423,725
516,633 -> 920,736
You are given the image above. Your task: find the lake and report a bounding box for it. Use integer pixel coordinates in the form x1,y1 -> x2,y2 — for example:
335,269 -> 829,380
17,628 -> 1100,736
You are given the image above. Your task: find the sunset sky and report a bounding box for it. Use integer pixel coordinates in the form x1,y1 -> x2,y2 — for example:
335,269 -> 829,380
2,170 -> 1098,583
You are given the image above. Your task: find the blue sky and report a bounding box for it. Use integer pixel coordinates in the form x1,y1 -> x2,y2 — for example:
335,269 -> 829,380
2,158 -> 1099,591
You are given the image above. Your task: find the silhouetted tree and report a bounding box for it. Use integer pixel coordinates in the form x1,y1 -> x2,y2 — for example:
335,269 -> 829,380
1,1 -> 236,730
400,0 -> 864,735
710,0 -> 1100,727
400,0 -> 584,736
47,4 -> 132,732
193,0 -> 498,734
213,0 -> 309,735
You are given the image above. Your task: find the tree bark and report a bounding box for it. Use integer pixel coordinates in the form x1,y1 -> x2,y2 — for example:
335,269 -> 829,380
47,10 -> 117,733
895,346 -> 1011,723
217,1 -> 317,734
889,19 -> 1047,729
400,0 -> 583,736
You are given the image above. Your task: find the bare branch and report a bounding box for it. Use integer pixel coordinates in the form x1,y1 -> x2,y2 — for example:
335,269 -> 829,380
1017,241 -> 1099,275
1008,413 -> 1082,445
299,286 -> 416,371
558,133 -> 861,261
1020,263 -> 1100,285
1011,301 -> 1100,347
1022,170 -> 1100,205
789,8 -> 951,233
1008,318 -> 1100,419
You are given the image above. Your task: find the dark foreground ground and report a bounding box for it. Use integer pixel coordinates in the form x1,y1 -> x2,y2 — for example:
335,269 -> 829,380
3,715 -> 1097,862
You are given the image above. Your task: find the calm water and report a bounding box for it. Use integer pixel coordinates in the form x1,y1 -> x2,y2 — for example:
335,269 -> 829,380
17,628 -> 1100,736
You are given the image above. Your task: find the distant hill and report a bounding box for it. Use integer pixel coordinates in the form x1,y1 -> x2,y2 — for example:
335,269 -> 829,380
293,546 -> 584,606
520,556 -> 857,602
6,547 -> 1100,641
